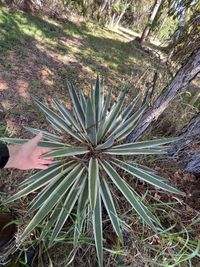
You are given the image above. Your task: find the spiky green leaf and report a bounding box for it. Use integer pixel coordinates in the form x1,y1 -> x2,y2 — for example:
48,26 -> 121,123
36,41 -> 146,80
100,88 -> 112,120
39,202 -> 62,241
67,81 -> 85,129
74,178 -> 88,246
5,163 -> 74,204
0,137 -> 70,149
33,96 -> 84,142
20,161 -> 75,187
28,178 -> 65,214
94,74 -> 100,124
49,173 -> 85,244
100,160 -> 157,230
28,163 -> 77,213
43,147 -> 89,158
113,159 -> 182,195
94,74 -> 104,125
100,177 -> 123,242
24,126 -> 62,142
20,165 -> 84,240
105,147 -> 167,155
93,189 -> 103,267
99,84 -> 128,140
126,162 -> 167,181
113,104 -> 146,141
88,158 -> 99,210
95,136 -> 115,150
53,98 -> 85,137
79,90 -> 87,114
86,97 -> 97,145
112,137 -> 178,149
107,94 -> 140,136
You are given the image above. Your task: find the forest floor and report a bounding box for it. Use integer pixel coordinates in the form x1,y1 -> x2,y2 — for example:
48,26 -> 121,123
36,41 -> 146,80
0,5 -> 200,267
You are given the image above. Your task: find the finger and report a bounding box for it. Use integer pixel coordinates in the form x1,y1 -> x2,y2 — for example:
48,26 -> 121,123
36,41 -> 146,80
41,157 -> 53,161
29,132 -> 43,147
34,164 -> 49,170
38,158 -> 53,165
39,147 -> 52,154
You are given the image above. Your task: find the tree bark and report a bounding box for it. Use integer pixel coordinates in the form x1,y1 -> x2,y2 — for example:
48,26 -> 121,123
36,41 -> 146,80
139,0 -> 162,44
23,0 -> 42,13
186,153 -> 200,175
168,113 -> 200,156
115,2 -> 130,27
127,47 -> 200,143
168,113 -> 200,175
98,0 -> 108,15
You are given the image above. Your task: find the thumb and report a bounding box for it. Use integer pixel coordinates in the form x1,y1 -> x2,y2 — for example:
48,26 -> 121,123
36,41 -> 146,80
29,132 -> 43,146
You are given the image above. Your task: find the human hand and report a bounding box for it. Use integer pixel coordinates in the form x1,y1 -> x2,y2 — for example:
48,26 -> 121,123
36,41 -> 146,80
5,133 -> 53,170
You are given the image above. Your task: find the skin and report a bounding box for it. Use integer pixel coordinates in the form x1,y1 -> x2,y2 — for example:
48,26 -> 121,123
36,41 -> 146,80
5,133 -> 53,170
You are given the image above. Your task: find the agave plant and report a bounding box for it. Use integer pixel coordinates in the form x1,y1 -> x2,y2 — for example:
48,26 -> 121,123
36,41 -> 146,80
2,76 -> 182,266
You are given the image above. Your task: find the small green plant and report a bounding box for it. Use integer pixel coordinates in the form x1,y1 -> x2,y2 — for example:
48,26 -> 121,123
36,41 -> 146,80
2,76 -> 182,266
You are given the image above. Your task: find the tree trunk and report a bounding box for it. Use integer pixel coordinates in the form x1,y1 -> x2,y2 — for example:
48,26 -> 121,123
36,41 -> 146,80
115,2 -> 130,28
98,0 -> 108,14
186,153 -> 200,175
23,0 -> 42,13
168,113 -> 200,175
127,47 -> 200,143
139,0 -> 162,44
168,113 -> 200,156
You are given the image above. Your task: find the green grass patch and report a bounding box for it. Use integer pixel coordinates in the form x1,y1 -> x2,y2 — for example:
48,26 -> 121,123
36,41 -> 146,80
0,5 -> 165,82
0,6 -> 61,53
